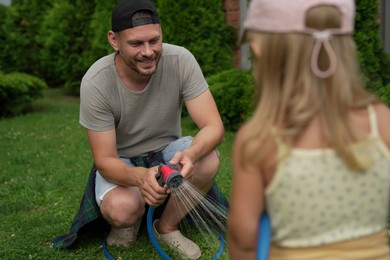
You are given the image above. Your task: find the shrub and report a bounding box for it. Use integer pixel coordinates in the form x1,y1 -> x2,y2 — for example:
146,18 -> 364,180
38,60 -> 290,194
158,0 -> 236,77
1,0 -> 388,103
355,0 -> 390,92
85,0 -> 118,69
0,0 -> 52,75
208,69 -> 254,131
37,1 -> 95,92
0,5 -> 8,72
377,84 -> 390,106
0,72 -> 47,117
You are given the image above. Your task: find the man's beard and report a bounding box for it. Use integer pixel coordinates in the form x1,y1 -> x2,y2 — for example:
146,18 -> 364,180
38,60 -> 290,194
127,52 -> 161,77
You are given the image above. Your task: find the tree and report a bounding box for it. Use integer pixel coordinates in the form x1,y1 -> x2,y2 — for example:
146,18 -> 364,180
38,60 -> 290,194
38,0 -> 95,91
355,0 -> 390,92
1,0 -> 52,75
158,0 -> 236,77
84,0 -> 117,72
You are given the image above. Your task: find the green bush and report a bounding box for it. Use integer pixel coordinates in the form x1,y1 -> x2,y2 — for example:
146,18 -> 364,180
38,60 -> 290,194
158,0 -> 236,77
65,0 -> 118,94
208,69 -> 254,131
1,0 -> 388,103
85,0 -> 118,70
0,5 -> 7,72
37,1 -> 95,92
377,84 -> 390,106
355,0 -> 390,92
0,0 -> 52,75
0,72 -> 47,117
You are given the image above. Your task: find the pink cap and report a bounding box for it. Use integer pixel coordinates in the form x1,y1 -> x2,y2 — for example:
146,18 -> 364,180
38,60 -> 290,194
243,0 -> 355,35
241,0 -> 355,78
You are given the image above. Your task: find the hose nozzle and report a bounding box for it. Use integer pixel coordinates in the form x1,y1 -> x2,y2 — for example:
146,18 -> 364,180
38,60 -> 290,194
158,164 -> 184,189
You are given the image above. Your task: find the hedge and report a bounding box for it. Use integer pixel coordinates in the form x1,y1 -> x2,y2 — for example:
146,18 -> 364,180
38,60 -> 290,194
208,69 -> 254,131
0,72 -> 47,117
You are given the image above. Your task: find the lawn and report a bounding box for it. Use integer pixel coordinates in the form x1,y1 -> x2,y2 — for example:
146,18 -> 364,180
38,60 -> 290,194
2,89 -> 388,259
0,89 -> 234,259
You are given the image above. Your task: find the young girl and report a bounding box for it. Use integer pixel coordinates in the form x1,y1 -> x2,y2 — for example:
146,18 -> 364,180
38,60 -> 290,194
227,0 -> 390,259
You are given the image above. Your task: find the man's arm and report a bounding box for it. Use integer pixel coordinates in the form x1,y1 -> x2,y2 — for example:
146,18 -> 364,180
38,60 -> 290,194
170,89 -> 224,177
87,129 -> 145,185
87,129 -> 168,206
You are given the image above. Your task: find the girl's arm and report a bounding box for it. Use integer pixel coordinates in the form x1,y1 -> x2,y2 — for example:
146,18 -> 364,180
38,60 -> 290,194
228,124 -> 265,259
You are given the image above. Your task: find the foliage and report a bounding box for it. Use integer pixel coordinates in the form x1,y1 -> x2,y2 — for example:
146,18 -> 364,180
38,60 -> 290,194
0,71 -> 47,117
377,84 -> 390,106
37,1 -> 96,91
1,0 -> 389,106
155,0 -> 236,77
85,0 -> 118,71
0,0 -> 53,75
0,5 -> 8,72
354,0 -> 390,92
208,69 -> 254,131
0,0 -> 236,94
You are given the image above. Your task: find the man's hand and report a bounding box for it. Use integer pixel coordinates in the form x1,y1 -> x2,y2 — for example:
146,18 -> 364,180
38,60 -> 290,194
169,150 -> 195,179
139,166 -> 169,207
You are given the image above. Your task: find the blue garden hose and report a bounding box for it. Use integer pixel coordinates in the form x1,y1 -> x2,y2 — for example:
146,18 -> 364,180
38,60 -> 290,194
256,211 -> 271,260
146,207 -> 173,260
101,239 -> 115,260
102,164 -> 226,259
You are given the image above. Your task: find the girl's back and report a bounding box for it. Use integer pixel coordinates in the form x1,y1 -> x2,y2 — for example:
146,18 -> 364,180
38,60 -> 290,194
265,104 -> 390,258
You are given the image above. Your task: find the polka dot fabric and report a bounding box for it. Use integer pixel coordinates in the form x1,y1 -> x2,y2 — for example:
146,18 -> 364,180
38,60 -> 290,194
265,107 -> 390,247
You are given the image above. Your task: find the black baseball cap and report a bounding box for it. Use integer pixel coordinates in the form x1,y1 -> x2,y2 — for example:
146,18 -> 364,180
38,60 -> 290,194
111,0 -> 160,32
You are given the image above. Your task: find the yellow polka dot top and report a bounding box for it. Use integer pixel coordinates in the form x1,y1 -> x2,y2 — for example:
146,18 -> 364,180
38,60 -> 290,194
265,106 -> 390,247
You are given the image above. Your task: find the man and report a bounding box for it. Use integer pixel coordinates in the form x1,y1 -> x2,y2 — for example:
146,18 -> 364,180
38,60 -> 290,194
77,0 -> 224,259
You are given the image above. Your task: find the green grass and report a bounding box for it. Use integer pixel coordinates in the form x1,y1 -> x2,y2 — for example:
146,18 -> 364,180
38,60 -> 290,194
1,89 -> 390,259
0,89 -> 233,259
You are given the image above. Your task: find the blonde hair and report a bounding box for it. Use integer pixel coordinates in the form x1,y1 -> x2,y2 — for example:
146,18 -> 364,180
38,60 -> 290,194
240,5 -> 377,171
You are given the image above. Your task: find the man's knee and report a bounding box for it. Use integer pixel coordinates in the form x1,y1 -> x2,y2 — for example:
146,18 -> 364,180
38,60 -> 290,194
100,188 -> 145,227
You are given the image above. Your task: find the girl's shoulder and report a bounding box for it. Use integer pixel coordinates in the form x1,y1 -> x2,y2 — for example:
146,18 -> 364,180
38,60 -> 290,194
234,122 -> 277,179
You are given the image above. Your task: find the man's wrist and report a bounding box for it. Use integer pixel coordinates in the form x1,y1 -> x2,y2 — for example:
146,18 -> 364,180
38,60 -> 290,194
183,148 -> 196,164
126,166 -> 146,187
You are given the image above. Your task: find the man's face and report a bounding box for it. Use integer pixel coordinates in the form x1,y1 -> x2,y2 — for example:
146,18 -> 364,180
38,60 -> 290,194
116,24 -> 163,77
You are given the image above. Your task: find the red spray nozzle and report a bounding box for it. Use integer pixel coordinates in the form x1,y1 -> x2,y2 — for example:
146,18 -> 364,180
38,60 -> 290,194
158,164 -> 184,189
